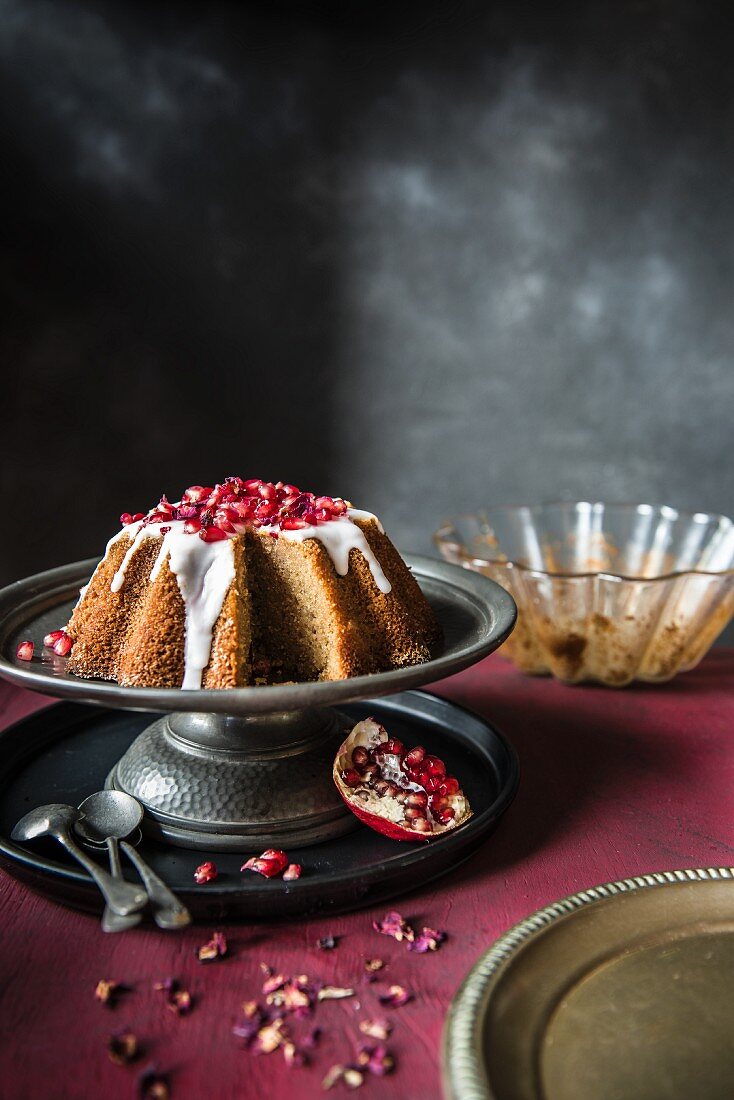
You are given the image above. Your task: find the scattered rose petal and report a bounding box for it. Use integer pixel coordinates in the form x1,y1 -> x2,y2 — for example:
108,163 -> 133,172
197,931 -> 227,962
283,1041 -> 307,1067
242,1000 -> 260,1019
193,861 -> 217,884
168,990 -> 192,1015
95,980 -> 123,1006
262,972 -> 287,996
267,980 -> 311,1014
283,863 -> 302,881
108,1029 -> 139,1065
15,640 -> 34,661
364,958 -> 384,975
408,926 -> 447,954
357,1043 -> 395,1076
359,1017 -> 392,1040
378,984 -> 412,1008
322,1065 -> 346,1090
317,935 -> 338,951
139,1066 -> 170,1100
343,1068 -> 364,1089
254,1019 -> 286,1054
372,911 -> 415,943
318,986 -> 355,1001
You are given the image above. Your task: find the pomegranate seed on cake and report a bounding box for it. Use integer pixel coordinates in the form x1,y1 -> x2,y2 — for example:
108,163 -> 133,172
63,478 -> 441,689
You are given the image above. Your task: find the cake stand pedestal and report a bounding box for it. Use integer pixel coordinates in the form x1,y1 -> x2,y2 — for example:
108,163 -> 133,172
0,555 -> 516,851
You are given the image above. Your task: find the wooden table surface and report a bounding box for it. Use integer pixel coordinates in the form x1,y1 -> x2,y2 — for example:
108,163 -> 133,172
1,650 -> 732,1100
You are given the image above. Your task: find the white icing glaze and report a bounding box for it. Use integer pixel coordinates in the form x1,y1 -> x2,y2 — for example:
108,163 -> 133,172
275,512 -> 392,594
95,503 -> 390,691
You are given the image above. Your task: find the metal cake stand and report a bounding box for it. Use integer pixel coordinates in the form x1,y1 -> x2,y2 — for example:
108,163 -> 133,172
0,555 -> 516,851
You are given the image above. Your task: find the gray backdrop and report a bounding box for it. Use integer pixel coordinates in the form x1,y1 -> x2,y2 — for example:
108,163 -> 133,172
1,2 -> 732,605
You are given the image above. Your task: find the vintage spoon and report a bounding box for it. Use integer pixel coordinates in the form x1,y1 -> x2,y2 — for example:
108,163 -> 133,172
11,804 -> 147,916
77,791 -> 191,931
77,791 -> 145,933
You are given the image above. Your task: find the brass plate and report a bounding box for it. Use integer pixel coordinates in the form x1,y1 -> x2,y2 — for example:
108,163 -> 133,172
443,869 -> 734,1100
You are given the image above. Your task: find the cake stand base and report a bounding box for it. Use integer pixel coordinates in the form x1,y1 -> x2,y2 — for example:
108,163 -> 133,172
106,708 -> 358,850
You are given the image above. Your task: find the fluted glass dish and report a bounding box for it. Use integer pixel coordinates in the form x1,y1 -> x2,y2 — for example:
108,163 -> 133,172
435,503 -> 734,686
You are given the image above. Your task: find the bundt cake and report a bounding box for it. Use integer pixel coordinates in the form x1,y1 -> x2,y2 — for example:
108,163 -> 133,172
64,477 -> 442,689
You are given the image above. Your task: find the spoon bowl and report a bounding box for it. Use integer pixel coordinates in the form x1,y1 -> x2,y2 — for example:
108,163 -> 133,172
76,790 -> 143,844
12,803 -> 81,843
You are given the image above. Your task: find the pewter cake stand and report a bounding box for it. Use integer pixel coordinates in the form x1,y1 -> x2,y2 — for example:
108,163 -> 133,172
0,555 -> 516,851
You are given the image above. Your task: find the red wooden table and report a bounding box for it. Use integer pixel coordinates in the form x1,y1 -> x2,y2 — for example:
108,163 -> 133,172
1,651 -> 733,1100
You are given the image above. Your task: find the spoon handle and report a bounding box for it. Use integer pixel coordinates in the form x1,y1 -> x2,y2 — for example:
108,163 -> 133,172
57,831 -> 147,916
101,838 -> 143,933
120,842 -> 191,929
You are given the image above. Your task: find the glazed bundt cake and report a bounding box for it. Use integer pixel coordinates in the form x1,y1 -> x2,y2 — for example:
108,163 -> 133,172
64,478 -> 442,689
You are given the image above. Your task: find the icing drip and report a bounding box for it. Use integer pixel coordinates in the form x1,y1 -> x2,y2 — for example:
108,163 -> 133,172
162,524 -> 235,690
276,511 -> 392,594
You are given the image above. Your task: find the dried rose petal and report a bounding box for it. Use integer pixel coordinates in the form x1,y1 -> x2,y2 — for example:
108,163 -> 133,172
95,979 -> 122,1006
322,1065 -> 346,1090
108,1029 -> 139,1065
408,926 -> 447,953
254,1019 -> 286,1054
197,931 -> 227,962
283,863 -> 302,881
357,1043 -> 395,1076
15,640 -> 34,661
317,986 -> 355,1001
317,935 -> 338,951
343,1068 -> 364,1089
193,861 -> 217,884
372,911 -> 415,943
359,1017 -> 392,1040
168,990 -> 192,1015
364,958 -> 384,974
378,984 -> 412,1008
283,1041 -> 307,1068
139,1066 -> 170,1099
262,972 -> 286,996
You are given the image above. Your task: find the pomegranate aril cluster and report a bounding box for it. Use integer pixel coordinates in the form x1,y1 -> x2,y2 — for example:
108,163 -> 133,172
344,739 -> 460,831
120,478 -> 349,543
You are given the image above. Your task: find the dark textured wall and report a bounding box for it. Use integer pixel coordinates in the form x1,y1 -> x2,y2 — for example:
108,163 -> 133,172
1,1 -> 732,591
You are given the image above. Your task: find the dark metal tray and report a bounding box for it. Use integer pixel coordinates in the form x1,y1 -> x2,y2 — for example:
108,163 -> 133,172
0,690 -> 518,921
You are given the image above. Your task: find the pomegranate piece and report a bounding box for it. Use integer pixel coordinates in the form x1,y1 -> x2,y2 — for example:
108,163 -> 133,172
333,718 -> 471,842
241,848 -> 290,878
193,861 -> 218,884
43,630 -> 65,648
282,864 -> 302,881
52,632 -> 73,656
15,640 -> 34,661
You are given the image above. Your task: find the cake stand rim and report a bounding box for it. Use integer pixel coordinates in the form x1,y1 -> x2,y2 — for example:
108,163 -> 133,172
0,553 -> 516,715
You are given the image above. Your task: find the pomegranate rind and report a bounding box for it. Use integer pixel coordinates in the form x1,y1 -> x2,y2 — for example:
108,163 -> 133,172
333,718 -> 472,843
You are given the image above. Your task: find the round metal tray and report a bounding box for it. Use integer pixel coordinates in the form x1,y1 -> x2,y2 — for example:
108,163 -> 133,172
0,691 -> 518,921
442,868 -> 734,1100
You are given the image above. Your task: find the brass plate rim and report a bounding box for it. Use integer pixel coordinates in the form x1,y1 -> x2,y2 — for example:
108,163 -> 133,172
441,866 -> 734,1100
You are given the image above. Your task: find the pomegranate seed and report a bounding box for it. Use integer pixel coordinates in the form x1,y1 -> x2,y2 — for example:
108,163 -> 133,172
438,776 -> 460,796
342,769 -> 362,787
351,747 -> 370,768
119,512 -> 134,525
283,864 -> 302,881
43,630 -> 65,648
405,791 -> 428,809
194,861 -> 217,884
132,513 -> 145,522
403,806 -> 427,821
241,849 -> 289,878
412,818 -> 432,833
184,518 -> 202,534
52,633 -> 73,656
422,755 -> 446,778
420,774 -> 441,794
404,747 -> 425,769
373,779 -> 391,796
16,640 -> 34,661
435,807 -> 455,824
258,483 -> 276,500
199,526 -> 228,543
183,486 -> 213,503
383,739 -> 405,755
